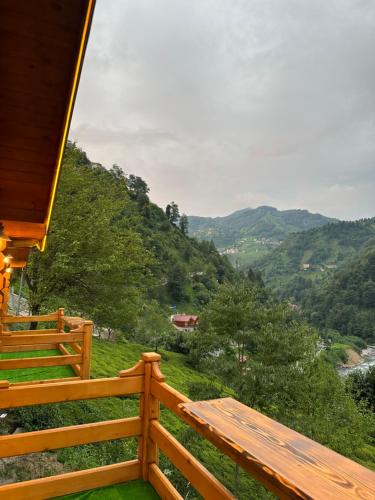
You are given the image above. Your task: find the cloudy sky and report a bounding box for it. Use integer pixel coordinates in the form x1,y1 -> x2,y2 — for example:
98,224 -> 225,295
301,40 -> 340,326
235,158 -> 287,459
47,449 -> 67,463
70,0 -> 375,220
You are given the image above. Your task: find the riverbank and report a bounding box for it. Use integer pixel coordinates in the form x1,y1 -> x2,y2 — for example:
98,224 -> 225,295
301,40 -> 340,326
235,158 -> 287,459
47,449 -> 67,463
339,346 -> 375,375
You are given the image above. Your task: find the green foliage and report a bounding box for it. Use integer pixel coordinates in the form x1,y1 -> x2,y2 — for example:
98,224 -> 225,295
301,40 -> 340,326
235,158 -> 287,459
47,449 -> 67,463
303,248 -> 375,342
189,206 -> 335,267
347,366 -> 375,411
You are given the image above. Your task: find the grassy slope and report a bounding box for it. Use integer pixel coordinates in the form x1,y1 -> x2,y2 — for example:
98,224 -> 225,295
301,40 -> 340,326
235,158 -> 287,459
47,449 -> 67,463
0,349 -> 74,383
56,480 -> 159,500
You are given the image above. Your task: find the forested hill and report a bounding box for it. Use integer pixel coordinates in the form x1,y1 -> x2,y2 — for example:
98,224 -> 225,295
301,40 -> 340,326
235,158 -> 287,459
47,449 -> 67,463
303,248 -> 375,342
25,142 -> 237,329
188,206 -> 336,267
254,218 -> 375,301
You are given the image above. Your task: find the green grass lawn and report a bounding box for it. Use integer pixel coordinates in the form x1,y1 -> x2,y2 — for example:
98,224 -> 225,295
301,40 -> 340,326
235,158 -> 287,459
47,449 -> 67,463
54,480 -> 159,499
0,349 -> 75,383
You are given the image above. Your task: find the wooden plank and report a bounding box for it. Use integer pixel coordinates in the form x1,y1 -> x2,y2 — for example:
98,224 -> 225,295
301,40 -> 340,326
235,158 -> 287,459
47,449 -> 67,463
3,329 -> 58,335
0,332 -> 83,346
149,463 -> 183,500
11,377 -> 80,387
0,354 -> 81,370
0,376 -> 143,409
0,220 -> 46,240
0,459 -> 141,500
0,343 -> 58,352
0,417 -> 142,458
180,398 -> 375,500
151,379 -> 191,415
150,421 -> 234,500
2,313 -> 57,323
68,341 -> 82,354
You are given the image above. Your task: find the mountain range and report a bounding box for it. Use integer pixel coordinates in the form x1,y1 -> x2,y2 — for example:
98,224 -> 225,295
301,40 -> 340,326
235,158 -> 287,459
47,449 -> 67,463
188,206 -> 336,267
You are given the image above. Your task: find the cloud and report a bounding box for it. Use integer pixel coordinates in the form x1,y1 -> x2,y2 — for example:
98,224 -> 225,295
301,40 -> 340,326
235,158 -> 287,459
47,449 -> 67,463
70,0 -> 375,220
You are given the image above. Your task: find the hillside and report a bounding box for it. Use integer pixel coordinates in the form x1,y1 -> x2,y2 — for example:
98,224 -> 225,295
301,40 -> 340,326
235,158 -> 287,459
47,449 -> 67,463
23,143 -> 237,331
303,247 -> 375,342
255,218 -> 375,301
188,206 -> 335,267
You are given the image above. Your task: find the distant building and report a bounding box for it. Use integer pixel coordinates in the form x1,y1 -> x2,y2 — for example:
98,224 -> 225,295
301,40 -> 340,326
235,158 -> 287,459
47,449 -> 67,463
302,263 -> 310,270
171,314 -> 199,331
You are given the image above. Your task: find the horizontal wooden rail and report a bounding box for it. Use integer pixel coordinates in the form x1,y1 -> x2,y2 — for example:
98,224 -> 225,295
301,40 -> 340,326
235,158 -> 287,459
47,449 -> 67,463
149,463 -> 183,500
1,313 -> 58,324
0,417 -> 142,458
150,379 -> 191,414
0,354 -> 81,370
0,376 -> 143,409
0,343 -> 59,353
0,459 -> 141,500
150,421 -> 234,500
0,332 -> 83,346
10,376 -> 81,386
4,329 -> 59,335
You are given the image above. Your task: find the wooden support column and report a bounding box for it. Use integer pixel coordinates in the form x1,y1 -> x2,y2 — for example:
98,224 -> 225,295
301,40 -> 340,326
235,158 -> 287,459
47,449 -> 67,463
140,353 -> 162,481
0,242 -> 11,322
57,308 -> 65,332
80,321 -> 93,379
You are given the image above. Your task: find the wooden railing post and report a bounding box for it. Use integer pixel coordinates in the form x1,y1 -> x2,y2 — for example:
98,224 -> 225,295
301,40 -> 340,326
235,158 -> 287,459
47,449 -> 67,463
80,321 -> 93,379
57,308 -> 64,332
140,352 -> 161,481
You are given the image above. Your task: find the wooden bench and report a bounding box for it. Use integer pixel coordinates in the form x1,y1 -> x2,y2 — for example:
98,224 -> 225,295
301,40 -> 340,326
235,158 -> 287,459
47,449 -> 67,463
179,397 -> 375,499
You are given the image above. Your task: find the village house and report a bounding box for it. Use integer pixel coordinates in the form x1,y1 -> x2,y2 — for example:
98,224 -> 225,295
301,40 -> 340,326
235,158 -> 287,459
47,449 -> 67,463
171,314 -> 199,331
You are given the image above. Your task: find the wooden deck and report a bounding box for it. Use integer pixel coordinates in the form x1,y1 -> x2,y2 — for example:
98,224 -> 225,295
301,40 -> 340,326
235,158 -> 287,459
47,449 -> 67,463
180,397 -> 375,499
0,354 -> 375,498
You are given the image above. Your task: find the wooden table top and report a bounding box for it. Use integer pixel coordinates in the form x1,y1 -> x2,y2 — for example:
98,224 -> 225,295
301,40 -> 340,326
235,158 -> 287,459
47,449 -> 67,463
179,397 -> 375,499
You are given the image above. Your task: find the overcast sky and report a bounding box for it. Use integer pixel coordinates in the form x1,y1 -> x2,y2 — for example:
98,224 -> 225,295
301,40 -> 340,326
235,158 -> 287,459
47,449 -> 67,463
70,0 -> 375,220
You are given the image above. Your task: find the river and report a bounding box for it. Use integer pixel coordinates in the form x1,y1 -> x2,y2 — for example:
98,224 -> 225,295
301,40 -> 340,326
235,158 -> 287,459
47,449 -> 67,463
339,346 -> 375,376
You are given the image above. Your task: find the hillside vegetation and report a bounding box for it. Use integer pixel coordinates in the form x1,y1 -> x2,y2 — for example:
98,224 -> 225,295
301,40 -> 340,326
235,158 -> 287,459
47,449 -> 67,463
303,248 -> 375,342
189,206 -> 335,267
255,218 -> 375,301
24,143 -> 237,332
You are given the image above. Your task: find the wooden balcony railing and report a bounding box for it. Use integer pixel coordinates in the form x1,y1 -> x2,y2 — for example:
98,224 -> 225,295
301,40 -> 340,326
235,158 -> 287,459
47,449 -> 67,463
0,308 -> 93,383
0,352 -> 374,499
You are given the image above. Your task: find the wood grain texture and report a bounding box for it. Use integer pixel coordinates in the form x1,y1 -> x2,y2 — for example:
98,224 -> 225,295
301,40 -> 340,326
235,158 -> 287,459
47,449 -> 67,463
0,353 -> 81,370
0,459 -> 141,500
150,379 -> 191,415
179,398 -> 375,499
0,417 -> 141,458
0,375 -> 143,409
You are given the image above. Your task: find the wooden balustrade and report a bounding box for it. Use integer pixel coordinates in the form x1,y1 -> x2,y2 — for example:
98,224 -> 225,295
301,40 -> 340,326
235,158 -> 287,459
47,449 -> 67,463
0,352 -> 374,499
0,309 -> 93,383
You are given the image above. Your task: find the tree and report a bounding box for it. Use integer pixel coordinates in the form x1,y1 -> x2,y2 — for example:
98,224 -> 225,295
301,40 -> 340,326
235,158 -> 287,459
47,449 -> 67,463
25,143 -> 154,331
179,214 -> 188,236
165,201 -> 179,224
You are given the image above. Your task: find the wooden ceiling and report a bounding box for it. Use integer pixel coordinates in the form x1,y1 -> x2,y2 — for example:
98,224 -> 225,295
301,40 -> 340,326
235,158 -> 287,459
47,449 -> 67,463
0,0 -> 95,253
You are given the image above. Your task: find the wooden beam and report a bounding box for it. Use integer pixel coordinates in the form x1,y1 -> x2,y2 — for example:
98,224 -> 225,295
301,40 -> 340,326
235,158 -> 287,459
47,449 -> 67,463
0,354 -> 81,370
2,313 -> 58,323
150,421 -> 234,500
0,332 -> 83,346
0,459 -> 141,500
0,221 -> 46,241
149,463 -> 183,500
0,376 -> 143,409
0,343 -> 58,352
0,417 -> 142,458
150,379 -> 191,415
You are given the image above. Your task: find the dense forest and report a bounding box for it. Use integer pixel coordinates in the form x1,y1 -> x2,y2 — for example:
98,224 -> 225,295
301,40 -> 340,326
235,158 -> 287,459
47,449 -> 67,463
4,143 -> 375,498
303,248 -> 375,342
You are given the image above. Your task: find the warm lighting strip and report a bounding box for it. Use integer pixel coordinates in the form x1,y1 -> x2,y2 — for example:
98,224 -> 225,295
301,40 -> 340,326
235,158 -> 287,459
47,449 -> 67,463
41,0 -> 96,251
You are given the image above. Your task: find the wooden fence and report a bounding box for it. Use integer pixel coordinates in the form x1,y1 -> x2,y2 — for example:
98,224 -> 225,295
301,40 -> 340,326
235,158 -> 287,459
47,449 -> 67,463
0,308 -> 93,382
0,352 -> 374,499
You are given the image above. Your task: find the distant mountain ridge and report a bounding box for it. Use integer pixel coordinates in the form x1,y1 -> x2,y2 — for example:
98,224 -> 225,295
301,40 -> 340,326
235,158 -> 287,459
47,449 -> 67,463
188,206 -> 336,267
254,217 -> 375,302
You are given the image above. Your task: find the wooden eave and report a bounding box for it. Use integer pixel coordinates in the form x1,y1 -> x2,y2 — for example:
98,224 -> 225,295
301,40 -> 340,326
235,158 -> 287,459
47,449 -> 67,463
0,0 -> 96,257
